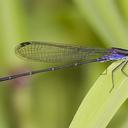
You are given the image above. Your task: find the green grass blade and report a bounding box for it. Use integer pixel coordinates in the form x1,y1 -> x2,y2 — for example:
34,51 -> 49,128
69,61 -> 128,128
74,0 -> 128,47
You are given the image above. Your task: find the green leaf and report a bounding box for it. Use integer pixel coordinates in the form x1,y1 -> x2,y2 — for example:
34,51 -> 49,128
69,61 -> 128,128
74,0 -> 128,47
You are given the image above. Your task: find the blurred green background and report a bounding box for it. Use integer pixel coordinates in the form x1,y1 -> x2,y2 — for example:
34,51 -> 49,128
0,0 -> 128,128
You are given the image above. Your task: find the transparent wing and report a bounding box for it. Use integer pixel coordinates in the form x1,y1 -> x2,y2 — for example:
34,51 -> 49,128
15,41 -> 109,63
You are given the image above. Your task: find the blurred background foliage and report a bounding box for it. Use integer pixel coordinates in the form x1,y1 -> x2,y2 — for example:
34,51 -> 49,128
0,0 -> 128,128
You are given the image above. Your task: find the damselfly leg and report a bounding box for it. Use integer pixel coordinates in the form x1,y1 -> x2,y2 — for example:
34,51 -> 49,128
121,61 -> 128,77
110,61 -> 126,93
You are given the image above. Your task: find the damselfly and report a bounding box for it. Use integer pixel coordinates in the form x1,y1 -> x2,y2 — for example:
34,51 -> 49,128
0,41 -> 128,92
